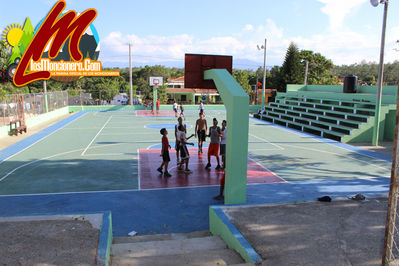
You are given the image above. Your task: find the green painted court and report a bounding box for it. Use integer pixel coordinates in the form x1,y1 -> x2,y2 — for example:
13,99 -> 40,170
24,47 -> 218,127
0,109 -> 391,196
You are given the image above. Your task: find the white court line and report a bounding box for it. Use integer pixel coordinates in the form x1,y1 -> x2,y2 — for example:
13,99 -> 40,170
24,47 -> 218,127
250,117 -> 392,164
82,153 -> 136,157
0,112 -> 89,165
0,143 -> 141,182
81,116 -> 112,156
249,133 -> 284,150
0,184 -> 222,197
249,158 -> 286,182
0,148 -> 83,182
283,143 -> 390,171
137,149 -> 141,190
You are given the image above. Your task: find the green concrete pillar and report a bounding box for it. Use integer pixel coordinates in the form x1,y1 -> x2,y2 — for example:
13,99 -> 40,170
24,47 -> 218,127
153,86 -> 158,107
204,69 -> 249,204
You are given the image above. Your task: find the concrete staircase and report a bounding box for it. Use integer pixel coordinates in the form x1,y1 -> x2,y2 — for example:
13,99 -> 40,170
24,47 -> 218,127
110,231 -> 252,266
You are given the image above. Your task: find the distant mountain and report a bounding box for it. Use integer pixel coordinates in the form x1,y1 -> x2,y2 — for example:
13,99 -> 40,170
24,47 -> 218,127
101,58 -> 264,70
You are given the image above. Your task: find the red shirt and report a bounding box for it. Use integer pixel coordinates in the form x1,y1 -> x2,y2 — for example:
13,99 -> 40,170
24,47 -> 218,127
156,100 -> 160,108
162,135 -> 169,148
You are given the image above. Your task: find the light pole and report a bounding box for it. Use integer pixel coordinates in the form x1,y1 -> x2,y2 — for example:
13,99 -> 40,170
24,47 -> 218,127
371,0 -> 389,146
129,43 -> 133,105
257,39 -> 267,108
304,60 -> 309,85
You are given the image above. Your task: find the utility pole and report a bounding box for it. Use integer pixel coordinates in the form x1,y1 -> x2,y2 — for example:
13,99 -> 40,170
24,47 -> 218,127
372,0 -> 389,146
129,43 -> 133,105
43,80 -> 48,113
262,39 -> 267,108
304,60 -> 309,85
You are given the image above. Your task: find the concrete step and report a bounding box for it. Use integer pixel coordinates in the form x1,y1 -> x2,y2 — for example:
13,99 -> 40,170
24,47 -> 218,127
113,230 -> 211,244
111,248 -> 244,266
111,236 -> 226,258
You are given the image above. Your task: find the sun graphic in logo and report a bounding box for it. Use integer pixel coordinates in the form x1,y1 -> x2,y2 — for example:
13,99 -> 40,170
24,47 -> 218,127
2,23 -> 23,49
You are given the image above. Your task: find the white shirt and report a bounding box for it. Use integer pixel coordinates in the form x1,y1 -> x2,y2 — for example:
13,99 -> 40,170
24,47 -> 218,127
173,103 -> 178,109
220,128 -> 226,145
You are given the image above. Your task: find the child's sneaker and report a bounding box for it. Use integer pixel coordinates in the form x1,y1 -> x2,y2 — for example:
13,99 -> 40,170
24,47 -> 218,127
178,167 -> 184,171
213,195 -> 224,200
184,169 -> 192,173
198,150 -> 201,155
164,172 -> 172,177
157,168 -> 163,174
205,163 -> 211,169
215,165 -> 221,170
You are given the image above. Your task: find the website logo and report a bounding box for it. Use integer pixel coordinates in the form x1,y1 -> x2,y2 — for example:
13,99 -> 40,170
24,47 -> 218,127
1,0 -> 119,87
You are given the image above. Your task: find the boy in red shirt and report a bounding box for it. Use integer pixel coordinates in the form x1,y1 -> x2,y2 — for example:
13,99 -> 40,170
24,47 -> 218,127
156,99 -> 160,114
157,128 -> 172,177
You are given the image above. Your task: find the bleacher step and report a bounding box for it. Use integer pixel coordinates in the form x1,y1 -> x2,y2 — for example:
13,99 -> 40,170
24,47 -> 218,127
111,236 -> 227,258
111,248 -> 244,265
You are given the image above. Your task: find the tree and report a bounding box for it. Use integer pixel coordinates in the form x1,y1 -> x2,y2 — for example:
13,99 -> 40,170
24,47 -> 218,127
299,50 -> 338,85
233,69 -> 251,94
268,66 -> 285,92
281,42 -> 303,88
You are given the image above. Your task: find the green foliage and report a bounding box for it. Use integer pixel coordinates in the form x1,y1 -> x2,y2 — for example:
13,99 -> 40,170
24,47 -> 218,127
233,69 -> 251,94
299,50 -> 339,85
333,60 -> 399,85
281,42 -> 303,87
0,42 -> 11,71
157,85 -> 168,103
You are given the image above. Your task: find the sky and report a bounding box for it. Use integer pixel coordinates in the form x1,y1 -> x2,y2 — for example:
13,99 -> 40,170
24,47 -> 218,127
1,0 -> 399,69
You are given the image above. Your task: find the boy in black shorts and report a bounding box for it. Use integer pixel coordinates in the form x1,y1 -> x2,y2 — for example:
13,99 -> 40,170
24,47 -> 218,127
195,112 -> 207,155
157,128 -> 172,177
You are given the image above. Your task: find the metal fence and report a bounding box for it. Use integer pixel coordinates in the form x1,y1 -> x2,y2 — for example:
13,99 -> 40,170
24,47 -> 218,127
382,85 -> 399,265
0,91 -> 68,127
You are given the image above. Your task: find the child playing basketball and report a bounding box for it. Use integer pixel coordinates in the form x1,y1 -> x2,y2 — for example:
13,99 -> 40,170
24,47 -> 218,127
178,125 -> 194,173
213,171 -> 225,200
175,117 -> 186,163
195,112 -> 207,155
157,128 -> 172,177
220,120 -> 227,169
206,118 -> 221,169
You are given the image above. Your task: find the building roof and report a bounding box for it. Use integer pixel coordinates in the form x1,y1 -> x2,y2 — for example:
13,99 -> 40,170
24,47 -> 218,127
167,88 -> 218,94
167,76 -> 185,82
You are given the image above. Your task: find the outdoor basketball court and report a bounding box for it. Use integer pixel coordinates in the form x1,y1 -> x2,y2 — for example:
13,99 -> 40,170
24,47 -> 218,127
0,108 -> 392,235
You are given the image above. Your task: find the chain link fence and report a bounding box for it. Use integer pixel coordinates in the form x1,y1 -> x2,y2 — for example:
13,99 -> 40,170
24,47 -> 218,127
0,91 -> 68,127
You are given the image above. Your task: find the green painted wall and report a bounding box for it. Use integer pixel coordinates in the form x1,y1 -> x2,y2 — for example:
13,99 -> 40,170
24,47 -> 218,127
0,107 -> 69,138
384,109 -> 396,141
209,207 -> 259,263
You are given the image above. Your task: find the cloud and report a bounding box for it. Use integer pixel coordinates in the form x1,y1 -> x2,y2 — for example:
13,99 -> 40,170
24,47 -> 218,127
317,0 -> 367,30
99,17 -> 399,68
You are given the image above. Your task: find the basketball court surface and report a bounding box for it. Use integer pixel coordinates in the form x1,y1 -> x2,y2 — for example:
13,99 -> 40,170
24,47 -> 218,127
0,109 -> 392,236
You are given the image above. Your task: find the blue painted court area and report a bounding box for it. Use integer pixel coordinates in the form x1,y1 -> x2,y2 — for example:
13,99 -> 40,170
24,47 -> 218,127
0,110 -> 393,236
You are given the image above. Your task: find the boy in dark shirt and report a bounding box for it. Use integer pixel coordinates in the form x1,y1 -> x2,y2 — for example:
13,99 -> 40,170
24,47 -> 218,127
157,128 -> 172,177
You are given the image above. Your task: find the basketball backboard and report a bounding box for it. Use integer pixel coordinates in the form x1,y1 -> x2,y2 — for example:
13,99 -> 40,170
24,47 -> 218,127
149,76 -> 163,86
184,54 -> 232,89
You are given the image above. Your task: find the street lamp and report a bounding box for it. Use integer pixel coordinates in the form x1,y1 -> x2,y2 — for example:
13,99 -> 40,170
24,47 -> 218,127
128,43 -> 133,105
371,0 -> 389,146
257,38 -> 267,107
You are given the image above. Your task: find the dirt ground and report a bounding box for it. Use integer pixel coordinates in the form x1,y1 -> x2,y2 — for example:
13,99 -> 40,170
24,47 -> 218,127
0,219 -> 99,265
226,197 -> 397,266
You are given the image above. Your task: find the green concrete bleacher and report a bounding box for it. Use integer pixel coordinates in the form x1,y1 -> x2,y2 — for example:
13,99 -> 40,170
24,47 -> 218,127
254,87 -> 397,143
